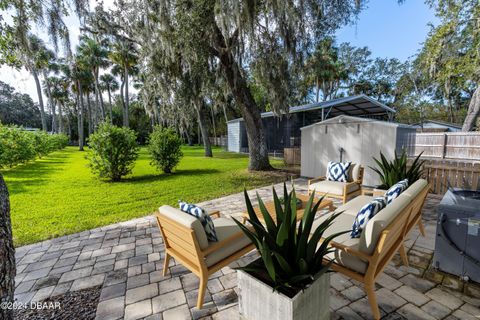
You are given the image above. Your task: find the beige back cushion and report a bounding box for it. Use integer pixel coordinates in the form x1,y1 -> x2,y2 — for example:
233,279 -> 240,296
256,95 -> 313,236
348,163 -> 361,182
158,205 -> 209,250
402,179 -> 428,198
358,194 -> 410,255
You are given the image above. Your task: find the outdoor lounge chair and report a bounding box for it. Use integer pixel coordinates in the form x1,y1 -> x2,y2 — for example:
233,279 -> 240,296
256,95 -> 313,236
307,163 -> 364,203
155,206 -> 255,309
311,179 -> 429,320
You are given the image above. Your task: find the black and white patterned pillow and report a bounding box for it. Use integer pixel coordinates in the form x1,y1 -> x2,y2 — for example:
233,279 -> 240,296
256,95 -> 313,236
178,201 -> 218,242
385,179 -> 409,204
351,196 -> 387,238
326,161 -> 351,182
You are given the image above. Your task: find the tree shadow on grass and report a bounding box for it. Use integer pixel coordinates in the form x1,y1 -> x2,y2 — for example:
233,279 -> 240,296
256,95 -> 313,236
2,153 -> 71,194
120,168 -> 220,184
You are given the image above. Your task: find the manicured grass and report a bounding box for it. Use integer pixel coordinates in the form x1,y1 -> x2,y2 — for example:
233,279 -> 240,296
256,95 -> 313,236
3,146 -> 290,246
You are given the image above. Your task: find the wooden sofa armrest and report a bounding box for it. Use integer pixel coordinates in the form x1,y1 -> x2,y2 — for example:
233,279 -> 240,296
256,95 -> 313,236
208,210 -> 221,218
372,189 -> 386,197
343,181 -> 360,194
201,225 -> 254,256
308,176 -> 326,189
328,240 -> 372,262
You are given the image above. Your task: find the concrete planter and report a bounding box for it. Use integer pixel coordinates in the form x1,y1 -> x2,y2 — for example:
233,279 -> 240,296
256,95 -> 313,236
238,267 -> 330,320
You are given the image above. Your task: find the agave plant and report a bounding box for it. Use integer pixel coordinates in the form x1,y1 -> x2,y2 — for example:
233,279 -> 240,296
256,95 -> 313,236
370,149 -> 425,189
233,184 -> 346,296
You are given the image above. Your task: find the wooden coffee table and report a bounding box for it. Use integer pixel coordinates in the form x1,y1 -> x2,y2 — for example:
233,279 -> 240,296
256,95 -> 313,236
241,194 -> 335,224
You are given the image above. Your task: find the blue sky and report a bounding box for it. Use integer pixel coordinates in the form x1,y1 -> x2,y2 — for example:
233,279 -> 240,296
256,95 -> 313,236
336,0 -> 437,61
1,0 -> 437,102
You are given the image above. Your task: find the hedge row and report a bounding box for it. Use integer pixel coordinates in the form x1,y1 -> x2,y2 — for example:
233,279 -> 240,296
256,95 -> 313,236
0,125 -> 69,168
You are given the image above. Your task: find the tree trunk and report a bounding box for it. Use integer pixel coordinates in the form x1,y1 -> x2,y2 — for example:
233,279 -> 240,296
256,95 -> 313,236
107,87 -> 113,122
213,33 -> 271,170
222,104 -> 229,124
51,101 -> 57,133
120,80 -> 128,127
43,74 -> 56,133
58,102 -> 64,134
210,106 -> 217,145
0,174 -> 15,320
77,81 -> 85,151
462,86 -> 480,131
123,66 -> 129,127
186,130 -> 193,146
32,68 -> 47,131
93,69 -> 105,121
448,98 -> 455,123
86,93 -> 93,135
195,102 -> 213,157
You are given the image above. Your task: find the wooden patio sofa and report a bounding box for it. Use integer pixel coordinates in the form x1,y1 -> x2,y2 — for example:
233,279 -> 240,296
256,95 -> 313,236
307,163 -> 364,204
155,205 -> 254,309
312,179 -> 429,319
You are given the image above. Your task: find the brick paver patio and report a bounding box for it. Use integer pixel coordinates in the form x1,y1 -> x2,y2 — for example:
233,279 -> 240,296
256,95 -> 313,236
13,179 -> 480,319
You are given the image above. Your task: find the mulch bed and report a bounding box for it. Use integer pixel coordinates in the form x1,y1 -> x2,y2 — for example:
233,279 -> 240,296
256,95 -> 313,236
14,286 -> 101,320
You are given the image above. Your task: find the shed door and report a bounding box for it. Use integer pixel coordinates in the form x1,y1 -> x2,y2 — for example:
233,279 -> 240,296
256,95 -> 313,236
312,123 -> 349,178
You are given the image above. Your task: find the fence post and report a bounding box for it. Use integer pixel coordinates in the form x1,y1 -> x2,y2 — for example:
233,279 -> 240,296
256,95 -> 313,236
442,133 -> 447,159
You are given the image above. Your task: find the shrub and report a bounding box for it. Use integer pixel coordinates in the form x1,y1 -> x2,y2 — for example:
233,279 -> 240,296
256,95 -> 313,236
32,131 -> 52,158
233,185 -> 346,297
148,127 -> 183,173
370,149 -> 425,189
87,122 -> 139,181
48,133 -> 69,151
0,124 -> 69,168
0,125 -> 35,167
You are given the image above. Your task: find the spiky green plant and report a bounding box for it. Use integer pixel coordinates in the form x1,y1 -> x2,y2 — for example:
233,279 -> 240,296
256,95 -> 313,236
233,184 -> 347,296
370,150 -> 425,189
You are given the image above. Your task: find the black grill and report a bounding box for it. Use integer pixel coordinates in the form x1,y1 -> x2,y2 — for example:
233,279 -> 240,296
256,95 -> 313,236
433,188 -> 480,283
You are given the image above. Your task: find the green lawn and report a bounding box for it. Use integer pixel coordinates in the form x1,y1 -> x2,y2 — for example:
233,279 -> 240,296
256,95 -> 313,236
3,146 -> 291,246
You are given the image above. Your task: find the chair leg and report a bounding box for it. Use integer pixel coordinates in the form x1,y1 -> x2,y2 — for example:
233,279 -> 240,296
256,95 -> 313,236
365,283 -> 381,320
417,219 -> 426,237
162,252 -> 171,276
196,273 -> 208,309
399,244 -> 409,267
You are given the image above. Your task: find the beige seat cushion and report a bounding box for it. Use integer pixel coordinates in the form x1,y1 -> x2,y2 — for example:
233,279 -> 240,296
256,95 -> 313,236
158,205 -> 209,249
334,195 -> 373,217
359,194 -> 411,255
205,218 -> 252,267
309,180 -> 360,196
311,213 -> 368,274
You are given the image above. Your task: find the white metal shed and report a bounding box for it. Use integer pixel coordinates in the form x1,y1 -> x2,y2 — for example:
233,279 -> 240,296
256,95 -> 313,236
300,115 -> 417,187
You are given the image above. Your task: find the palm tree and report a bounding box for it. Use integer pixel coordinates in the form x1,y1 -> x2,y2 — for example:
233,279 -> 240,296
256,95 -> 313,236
49,75 -> 69,134
100,73 -> 119,120
109,39 -> 138,127
21,35 -> 50,131
69,56 -> 91,150
305,38 -> 348,104
77,36 -> 109,121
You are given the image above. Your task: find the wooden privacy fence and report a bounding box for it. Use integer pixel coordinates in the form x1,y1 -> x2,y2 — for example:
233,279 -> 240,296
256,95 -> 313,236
411,132 -> 480,160
409,159 -> 480,194
284,147 -> 301,165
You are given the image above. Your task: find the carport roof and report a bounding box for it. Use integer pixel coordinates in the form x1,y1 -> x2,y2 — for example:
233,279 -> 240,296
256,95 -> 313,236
227,94 -> 395,123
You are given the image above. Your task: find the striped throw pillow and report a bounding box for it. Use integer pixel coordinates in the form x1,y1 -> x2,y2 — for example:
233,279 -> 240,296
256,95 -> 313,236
351,197 -> 387,238
178,201 -> 218,242
385,179 -> 409,204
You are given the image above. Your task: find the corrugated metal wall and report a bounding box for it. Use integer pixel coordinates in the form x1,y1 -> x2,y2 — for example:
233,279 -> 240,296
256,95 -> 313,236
301,117 -> 416,187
